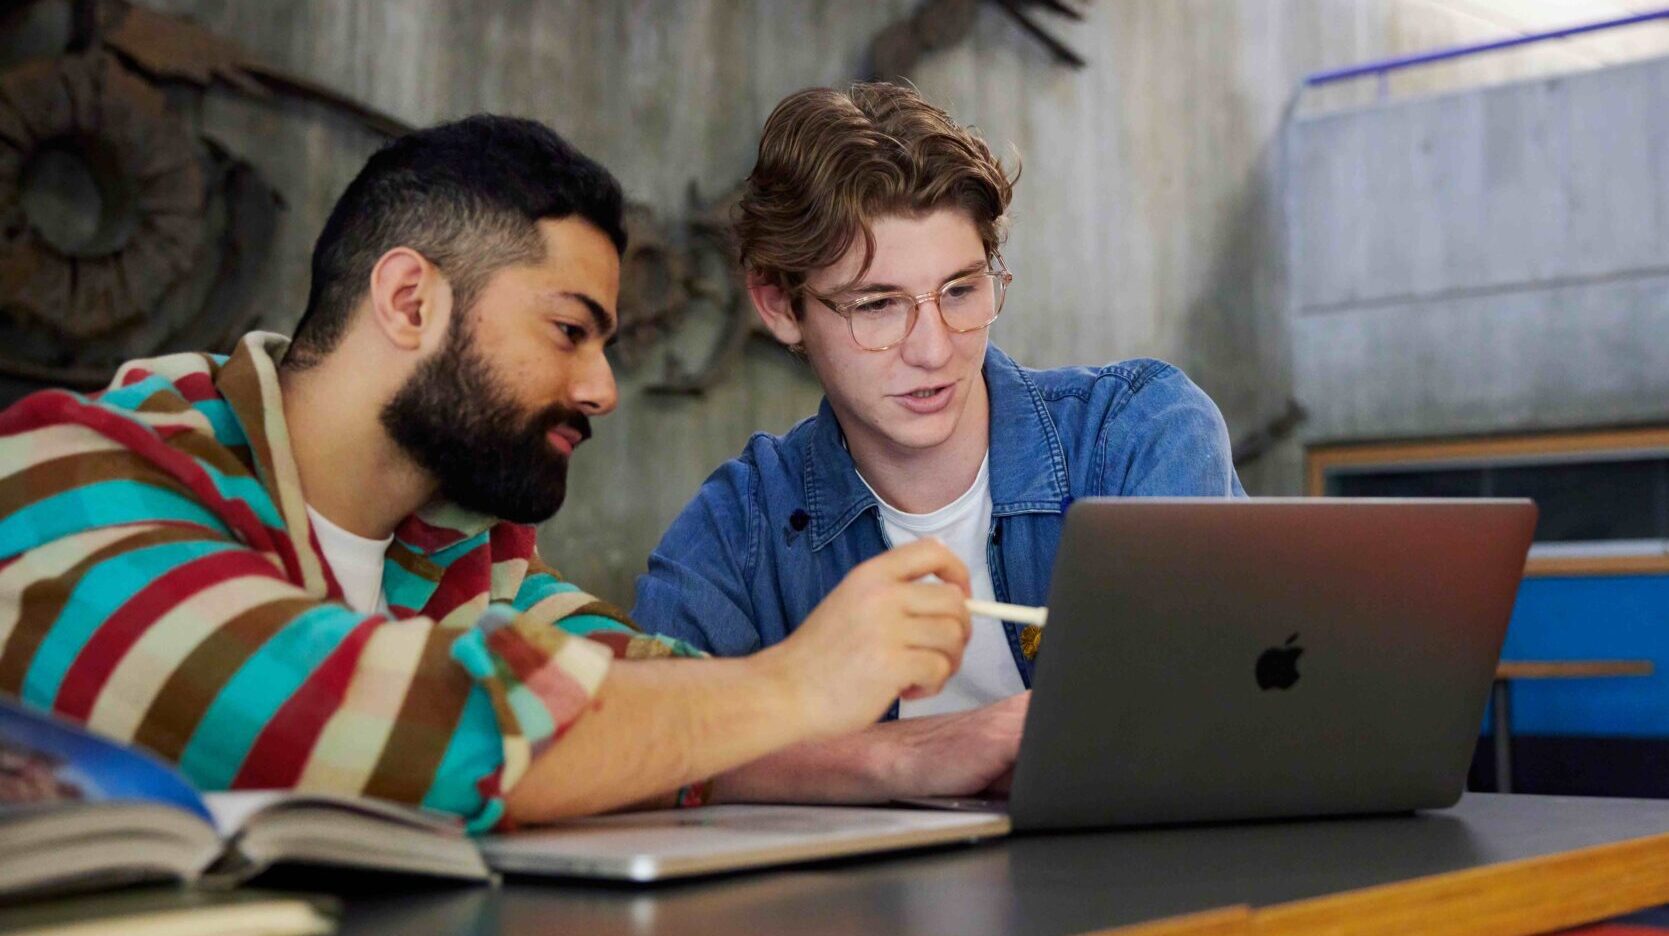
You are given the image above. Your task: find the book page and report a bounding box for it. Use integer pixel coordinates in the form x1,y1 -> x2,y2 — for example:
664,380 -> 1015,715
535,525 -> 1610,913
203,789 -> 466,838
201,790 -> 290,838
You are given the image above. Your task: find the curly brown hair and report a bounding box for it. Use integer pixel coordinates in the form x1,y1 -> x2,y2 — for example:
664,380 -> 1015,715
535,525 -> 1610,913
735,82 -> 1018,313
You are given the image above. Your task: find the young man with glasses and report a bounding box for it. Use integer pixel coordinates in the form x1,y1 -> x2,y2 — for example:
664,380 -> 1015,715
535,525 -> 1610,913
632,83 -> 1243,803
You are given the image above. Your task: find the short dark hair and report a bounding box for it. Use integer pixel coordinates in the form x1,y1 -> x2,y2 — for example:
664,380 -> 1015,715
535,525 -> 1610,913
285,115 -> 627,368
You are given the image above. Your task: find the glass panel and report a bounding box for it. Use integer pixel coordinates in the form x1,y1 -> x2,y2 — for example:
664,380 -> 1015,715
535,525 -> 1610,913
1491,459 -> 1664,543
1323,457 -> 1669,544
1329,468 -> 1486,499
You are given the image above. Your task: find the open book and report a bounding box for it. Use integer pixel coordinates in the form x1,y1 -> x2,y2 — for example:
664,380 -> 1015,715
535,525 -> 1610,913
0,697 -> 488,900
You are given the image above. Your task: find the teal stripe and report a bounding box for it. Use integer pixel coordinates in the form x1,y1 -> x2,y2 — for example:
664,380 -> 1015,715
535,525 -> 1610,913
96,375 -> 178,411
177,603 -> 364,790
0,480 -> 232,559
504,680 -> 557,742
555,615 -> 702,658
512,573 -> 577,610
19,539 -> 243,708
191,399 -> 246,447
550,612 -> 636,638
420,682 -> 498,819
196,462 -> 281,528
382,559 -> 437,611
428,532 -> 491,570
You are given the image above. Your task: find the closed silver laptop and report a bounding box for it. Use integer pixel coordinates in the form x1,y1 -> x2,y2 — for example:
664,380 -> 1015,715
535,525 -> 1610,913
1008,497 -> 1537,831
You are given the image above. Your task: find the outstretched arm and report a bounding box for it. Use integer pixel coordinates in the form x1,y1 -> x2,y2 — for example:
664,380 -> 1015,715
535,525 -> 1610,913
503,538 -> 975,823
710,691 -> 1029,804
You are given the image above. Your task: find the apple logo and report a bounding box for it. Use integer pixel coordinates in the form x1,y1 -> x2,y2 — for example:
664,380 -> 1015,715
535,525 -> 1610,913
1256,633 -> 1303,690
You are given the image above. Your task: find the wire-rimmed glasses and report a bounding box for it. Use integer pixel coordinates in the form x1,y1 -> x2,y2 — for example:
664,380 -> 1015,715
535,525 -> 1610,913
806,254 -> 1012,352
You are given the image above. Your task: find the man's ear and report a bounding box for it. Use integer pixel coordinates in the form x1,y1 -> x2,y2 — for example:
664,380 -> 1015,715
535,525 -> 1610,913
367,247 -> 450,352
747,276 -> 805,349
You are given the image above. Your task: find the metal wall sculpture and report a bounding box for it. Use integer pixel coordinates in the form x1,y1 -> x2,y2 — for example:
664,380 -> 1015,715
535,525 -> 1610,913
0,0 -> 1095,398
0,0 -> 411,398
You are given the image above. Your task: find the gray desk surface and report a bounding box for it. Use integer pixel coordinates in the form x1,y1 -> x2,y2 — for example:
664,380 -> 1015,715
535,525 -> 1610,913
328,794 -> 1669,935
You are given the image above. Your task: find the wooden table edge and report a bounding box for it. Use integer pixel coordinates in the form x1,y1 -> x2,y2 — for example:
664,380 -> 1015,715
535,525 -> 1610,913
1085,825 -> 1669,936
1495,661 -> 1655,680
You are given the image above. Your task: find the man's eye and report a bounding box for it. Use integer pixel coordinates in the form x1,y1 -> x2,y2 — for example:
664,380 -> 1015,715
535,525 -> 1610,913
942,284 -> 977,301
555,322 -> 587,343
850,297 -> 904,317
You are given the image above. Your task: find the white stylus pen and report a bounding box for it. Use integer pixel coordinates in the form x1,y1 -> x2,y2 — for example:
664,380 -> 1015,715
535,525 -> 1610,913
965,598 -> 1049,628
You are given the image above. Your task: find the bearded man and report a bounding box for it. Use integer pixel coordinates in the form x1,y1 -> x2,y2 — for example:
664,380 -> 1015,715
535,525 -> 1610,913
0,115 -> 975,830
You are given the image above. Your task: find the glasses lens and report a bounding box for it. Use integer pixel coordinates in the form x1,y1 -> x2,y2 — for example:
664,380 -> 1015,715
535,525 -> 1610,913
939,273 -> 1004,330
847,294 -> 913,350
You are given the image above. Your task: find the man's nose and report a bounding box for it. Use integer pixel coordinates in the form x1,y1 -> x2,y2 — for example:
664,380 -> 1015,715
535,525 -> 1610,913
569,345 -> 618,416
899,296 -> 955,369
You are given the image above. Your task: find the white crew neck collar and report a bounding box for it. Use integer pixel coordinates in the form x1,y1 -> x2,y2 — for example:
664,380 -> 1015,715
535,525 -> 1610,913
858,454 -> 991,531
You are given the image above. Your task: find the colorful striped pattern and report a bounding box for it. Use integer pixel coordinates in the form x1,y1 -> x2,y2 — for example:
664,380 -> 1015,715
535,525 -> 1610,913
0,332 -> 695,831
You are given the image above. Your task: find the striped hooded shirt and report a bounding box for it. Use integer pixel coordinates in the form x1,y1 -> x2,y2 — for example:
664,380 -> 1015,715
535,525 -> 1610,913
0,332 -> 694,831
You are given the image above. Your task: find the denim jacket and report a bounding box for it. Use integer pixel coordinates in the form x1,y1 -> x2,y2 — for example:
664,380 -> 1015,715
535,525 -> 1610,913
631,344 -> 1244,699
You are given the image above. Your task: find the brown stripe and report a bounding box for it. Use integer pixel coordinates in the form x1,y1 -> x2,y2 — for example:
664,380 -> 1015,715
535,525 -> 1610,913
212,343 -> 280,497
130,595 -> 315,760
0,524 -> 214,694
623,636 -> 676,660
525,554 -> 566,580
132,388 -> 193,416
361,626 -> 473,805
0,450 -> 199,520
387,541 -> 445,586
127,380 -> 260,480
165,427 -> 259,481
571,599 -> 638,630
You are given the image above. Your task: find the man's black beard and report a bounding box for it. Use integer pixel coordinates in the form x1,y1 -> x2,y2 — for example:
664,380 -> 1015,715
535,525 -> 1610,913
380,317 -> 591,525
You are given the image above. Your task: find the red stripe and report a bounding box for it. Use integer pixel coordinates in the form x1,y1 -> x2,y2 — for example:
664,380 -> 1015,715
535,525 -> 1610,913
307,523 -> 346,603
394,514 -> 469,553
0,389 -> 75,434
484,626 -> 554,682
422,544 -> 490,621
580,632 -> 633,659
119,368 -> 154,388
489,523 -> 536,562
172,372 -> 217,403
231,615 -> 382,789
0,391 -> 299,578
53,549 -> 285,720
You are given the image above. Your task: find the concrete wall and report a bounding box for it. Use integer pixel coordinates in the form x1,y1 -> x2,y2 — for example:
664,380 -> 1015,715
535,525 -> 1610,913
1290,53 -> 1669,444
110,0 -> 1669,603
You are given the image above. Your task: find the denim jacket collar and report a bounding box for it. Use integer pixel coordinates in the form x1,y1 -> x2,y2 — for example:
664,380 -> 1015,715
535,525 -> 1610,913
802,344 -> 1071,551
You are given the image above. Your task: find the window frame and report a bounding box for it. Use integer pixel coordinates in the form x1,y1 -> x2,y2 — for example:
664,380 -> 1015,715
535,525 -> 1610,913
1306,427 -> 1669,578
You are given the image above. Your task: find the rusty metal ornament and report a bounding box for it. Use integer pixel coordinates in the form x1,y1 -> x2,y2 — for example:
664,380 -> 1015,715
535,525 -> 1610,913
0,54 -> 203,342
868,0 -> 1090,80
100,0 -> 414,138
0,48 -> 279,389
645,184 -> 772,397
0,0 -> 419,395
613,204 -> 692,368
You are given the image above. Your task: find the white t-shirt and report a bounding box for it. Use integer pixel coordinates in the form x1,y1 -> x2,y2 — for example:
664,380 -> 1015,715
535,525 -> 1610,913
306,505 -> 394,616
858,455 -> 1027,718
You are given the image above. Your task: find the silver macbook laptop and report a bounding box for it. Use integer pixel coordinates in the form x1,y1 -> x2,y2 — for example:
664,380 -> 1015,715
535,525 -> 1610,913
480,805 -> 1009,881
1002,497 -> 1538,831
